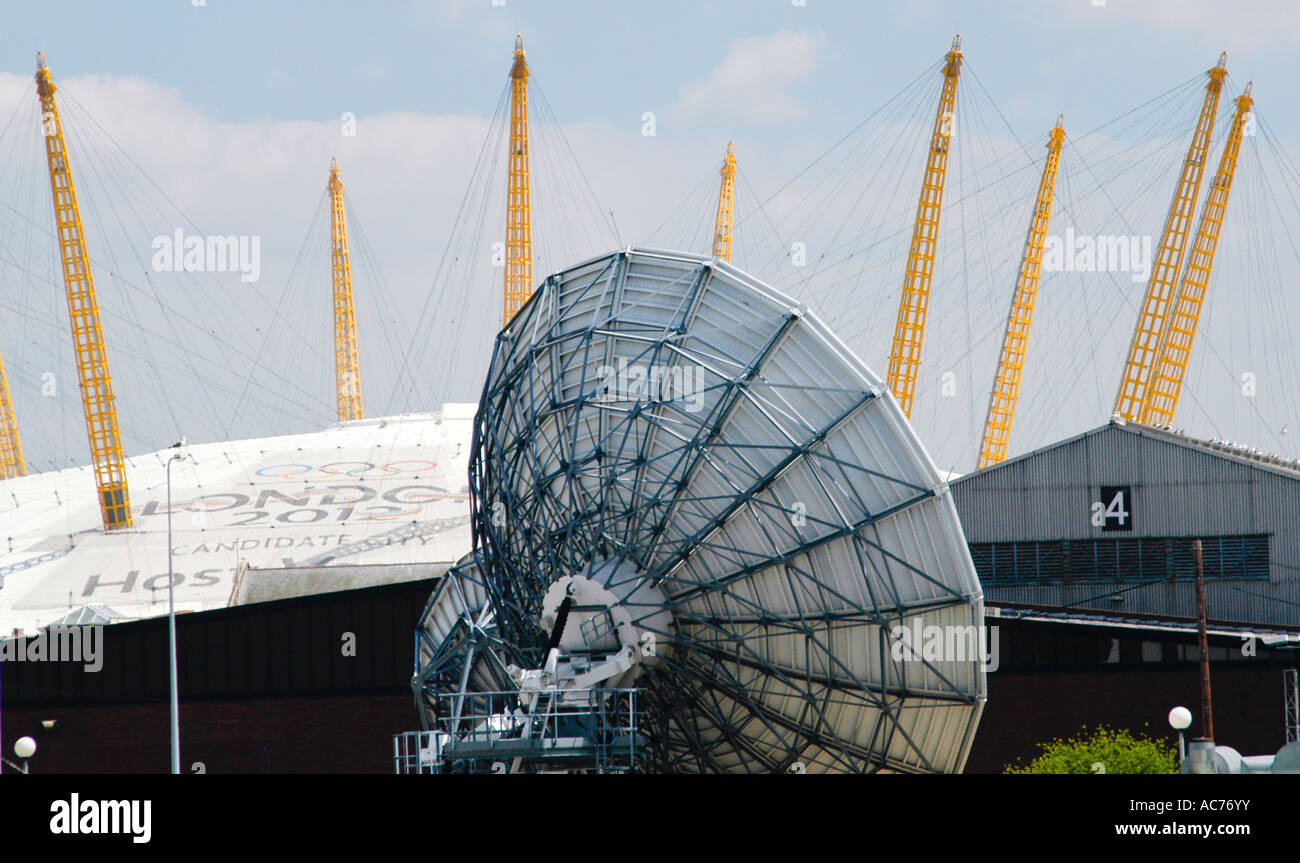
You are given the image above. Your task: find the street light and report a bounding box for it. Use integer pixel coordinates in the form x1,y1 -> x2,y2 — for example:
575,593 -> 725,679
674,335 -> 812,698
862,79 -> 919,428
12,735 -> 36,774
166,441 -> 194,775
1169,705 -> 1193,762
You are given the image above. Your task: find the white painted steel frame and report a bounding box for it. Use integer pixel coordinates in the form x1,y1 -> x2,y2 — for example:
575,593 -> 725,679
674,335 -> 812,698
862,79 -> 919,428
416,248 -> 985,773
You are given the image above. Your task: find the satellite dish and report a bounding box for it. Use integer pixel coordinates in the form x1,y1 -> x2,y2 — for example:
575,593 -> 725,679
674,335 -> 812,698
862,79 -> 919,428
412,248 -> 985,773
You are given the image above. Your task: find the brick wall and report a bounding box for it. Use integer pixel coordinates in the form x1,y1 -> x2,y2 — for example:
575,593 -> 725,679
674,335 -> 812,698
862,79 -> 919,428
2,693 -> 415,774
967,665 -> 1287,773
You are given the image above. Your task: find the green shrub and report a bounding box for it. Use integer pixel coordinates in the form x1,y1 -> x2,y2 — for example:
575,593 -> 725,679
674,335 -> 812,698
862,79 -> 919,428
1004,724 -> 1178,774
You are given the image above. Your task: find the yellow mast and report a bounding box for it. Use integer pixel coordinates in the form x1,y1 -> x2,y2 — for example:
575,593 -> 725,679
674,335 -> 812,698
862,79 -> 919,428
711,142 -> 736,261
1112,53 -> 1227,422
886,35 -> 963,418
328,157 -> 363,422
35,53 -> 131,528
0,346 -> 22,479
977,116 -> 1066,470
503,35 -> 532,327
1141,83 -> 1254,426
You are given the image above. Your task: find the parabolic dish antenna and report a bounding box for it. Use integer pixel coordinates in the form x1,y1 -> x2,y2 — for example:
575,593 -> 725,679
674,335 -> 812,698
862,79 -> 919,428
408,247 -> 985,773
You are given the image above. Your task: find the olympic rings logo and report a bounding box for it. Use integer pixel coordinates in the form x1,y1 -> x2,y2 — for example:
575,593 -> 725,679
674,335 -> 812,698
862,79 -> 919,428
254,460 -> 438,480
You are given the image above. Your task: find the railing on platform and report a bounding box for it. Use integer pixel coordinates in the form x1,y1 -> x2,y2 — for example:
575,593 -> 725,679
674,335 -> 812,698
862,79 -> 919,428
394,687 -> 641,774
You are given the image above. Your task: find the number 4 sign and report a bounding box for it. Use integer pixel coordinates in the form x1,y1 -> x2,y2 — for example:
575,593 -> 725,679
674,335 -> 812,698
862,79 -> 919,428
1091,486 -> 1133,532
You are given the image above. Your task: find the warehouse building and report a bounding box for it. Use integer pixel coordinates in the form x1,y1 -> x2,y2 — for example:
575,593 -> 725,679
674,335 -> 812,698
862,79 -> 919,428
951,420 -> 1300,627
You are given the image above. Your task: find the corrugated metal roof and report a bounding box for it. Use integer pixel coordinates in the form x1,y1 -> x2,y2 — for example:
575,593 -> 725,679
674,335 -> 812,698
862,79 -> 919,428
230,561 -> 451,606
984,419 -> 1300,481
0,406 -> 476,632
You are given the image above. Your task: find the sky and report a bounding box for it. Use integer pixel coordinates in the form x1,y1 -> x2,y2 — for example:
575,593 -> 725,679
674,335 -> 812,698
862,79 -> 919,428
0,0 -> 1298,477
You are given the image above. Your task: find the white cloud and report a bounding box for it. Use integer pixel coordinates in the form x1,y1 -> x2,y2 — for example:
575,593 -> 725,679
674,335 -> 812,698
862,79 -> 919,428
674,29 -> 825,127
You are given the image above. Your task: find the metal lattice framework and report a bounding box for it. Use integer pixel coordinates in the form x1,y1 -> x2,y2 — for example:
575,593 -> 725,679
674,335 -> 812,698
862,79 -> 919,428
976,116 -> 1065,470
34,53 -> 131,529
1286,668 -> 1299,745
415,248 -> 985,773
711,142 -> 736,262
1141,84 -> 1254,427
0,345 -> 22,478
1113,54 -> 1227,423
503,35 -> 532,326
328,157 -> 363,422
886,35 -> 963,419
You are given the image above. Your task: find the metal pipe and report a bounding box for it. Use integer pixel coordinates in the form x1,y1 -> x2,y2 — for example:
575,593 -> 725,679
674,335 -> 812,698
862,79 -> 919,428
166,452 -> 185,774
1193,538 -> 1214,741
1285,668 -> 1299,744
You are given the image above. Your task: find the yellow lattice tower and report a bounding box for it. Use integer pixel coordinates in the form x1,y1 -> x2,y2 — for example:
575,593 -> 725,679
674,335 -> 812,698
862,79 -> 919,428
503,35 -> 532,327
328,157 -> 363,422
0,345 -> 23,479
712,142 -> 736,261
1142,83 -> 1253,427
886,35 -> 963,419
1112,53 -> 1227,422
35,53 -> 131,528
977,116 -> 1066,470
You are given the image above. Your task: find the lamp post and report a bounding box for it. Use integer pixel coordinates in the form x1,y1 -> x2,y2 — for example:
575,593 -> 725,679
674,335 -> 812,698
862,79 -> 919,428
1169,705 -> 1192,763
11,735 -> 36,774
166,443 -> 192,775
